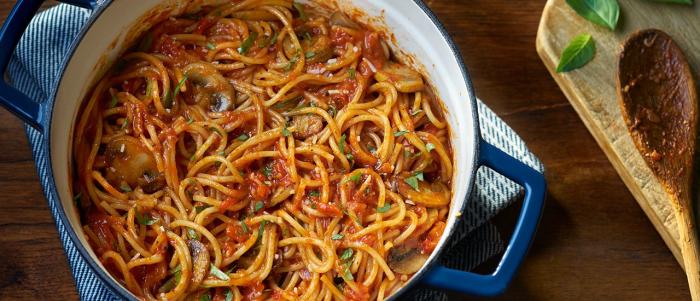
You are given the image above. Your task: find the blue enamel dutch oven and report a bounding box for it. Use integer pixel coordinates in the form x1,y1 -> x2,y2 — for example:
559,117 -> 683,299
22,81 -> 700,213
0,0 -> 546,299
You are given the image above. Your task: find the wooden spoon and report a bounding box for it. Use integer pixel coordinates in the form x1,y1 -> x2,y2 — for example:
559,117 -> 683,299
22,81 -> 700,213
617,29 -> 700,300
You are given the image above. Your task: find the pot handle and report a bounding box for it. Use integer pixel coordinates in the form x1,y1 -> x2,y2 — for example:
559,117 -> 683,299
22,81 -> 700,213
0,0 -> 95,131
420,141 -> 546,296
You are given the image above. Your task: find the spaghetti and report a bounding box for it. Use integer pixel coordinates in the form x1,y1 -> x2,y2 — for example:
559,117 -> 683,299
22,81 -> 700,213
72,1 -> 453,300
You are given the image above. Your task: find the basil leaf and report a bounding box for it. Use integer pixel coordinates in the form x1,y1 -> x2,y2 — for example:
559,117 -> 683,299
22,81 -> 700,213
236,133 -> 249,141
414,171 -> 424,181
565,0 -> 620,30
209,264 -> 230,280
404,177 -> 419,191
377,203 -> 391,213
557,34 -> 596,73
331,233 -> 344,240
225,289 -> 233,301
348,68 -> 356,79
238,32 -> 258,54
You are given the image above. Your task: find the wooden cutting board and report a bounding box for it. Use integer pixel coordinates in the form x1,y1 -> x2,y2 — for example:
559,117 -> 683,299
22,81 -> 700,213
536,0 -> 700,269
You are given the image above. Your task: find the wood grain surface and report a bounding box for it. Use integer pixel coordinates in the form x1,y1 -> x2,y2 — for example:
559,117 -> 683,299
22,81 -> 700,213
536,0 -> 700,272
0,0 -> 691,300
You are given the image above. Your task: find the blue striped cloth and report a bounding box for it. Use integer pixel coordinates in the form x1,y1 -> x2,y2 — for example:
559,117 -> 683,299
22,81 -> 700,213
7,4 -> 543,301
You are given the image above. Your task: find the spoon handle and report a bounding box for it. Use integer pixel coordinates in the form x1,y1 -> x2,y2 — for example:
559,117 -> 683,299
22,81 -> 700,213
672,195 -> 700,301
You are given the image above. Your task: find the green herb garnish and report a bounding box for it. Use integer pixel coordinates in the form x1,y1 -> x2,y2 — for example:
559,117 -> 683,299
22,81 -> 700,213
394,130 -> 409,137
110,94 -> 118,108
338,134 -> 347,154
305,51 -> 316,59
283,55 -> 299,71
135,210 -> 157,225
340,248 -> 354,260
119,182 -> 132,192
565,0 -> 619,30
238,32 -> 258,54
556,34 -> 596,73
187,228 -> 199,240
262,164 -> 273,178
308,190 -> 320,197
411,109 -> 423,116
293,2 -> 308,21
328,105 -> 337,117
225,289 -> 233,301
209,264 -> 230,280
241,220 -> 249,233
425,143 -> 435,152
332,233 -> 344,240
282,126 -> 291,137
195,205 -> 210,213
403,172 -> 424,191
206,42 -> 216,50
200,293 -> 211,301
237,133 -> 249,141
254,201 -> 265,212
172,74 -> 189,103
377,203 -> 391,213
348,68 -> 356,79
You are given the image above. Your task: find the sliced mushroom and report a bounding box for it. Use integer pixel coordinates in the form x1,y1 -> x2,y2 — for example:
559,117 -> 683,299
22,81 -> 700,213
291,114 -> 324,139
374,62 -> 425,93
329,11 -> 360,29
182,62 -> 236,112
396,175 -> 450,208
187,239 -> 210,288
387,244 -> 428,275
104,136 -> 164,192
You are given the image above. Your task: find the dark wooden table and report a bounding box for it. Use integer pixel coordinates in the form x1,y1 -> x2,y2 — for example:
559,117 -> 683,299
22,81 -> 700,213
0,0 -> 691,300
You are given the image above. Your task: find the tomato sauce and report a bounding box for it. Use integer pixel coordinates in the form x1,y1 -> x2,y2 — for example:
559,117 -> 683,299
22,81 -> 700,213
421,221 -> 446,254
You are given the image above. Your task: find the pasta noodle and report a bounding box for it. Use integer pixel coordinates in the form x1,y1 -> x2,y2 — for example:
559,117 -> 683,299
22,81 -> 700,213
72,1 -> 453,300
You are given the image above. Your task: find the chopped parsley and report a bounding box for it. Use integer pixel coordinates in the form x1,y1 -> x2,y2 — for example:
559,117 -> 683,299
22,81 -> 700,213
187,228 -> 199,240
254,201 -> 265,212
200,293 -> 211,301
282,126 -> 291,137
187,117 -> 194,124
348,68 -> 356,79
394,130 -> 409,137
209,264 -> 230,280
425,143 -> 435,152
195,205 -> 210,213
121,119 -> 129,130
240,220 -> 249,233
135,210 -> 157,225
283,54 -> 299,71
403,171 -> 424,191
225,289 -> 233,301
236,133 -> 249,141
119,182 -> 132,192
308,190 -> 320,197
344,173 -> 361,184
172,74 -> 188,103
377,203 -> 391,213
340,248 -> 354,260
327,105 -> 337,117
338,134 -> 347,154
110,94 -> 118,108
238,32 -> 258,54
262,164 -> 273,178
158,270 -> 181,293
331,233 -> 344,240
257,220 -> 268,241
206,42 -> 216,50
305,51 -> 316,59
